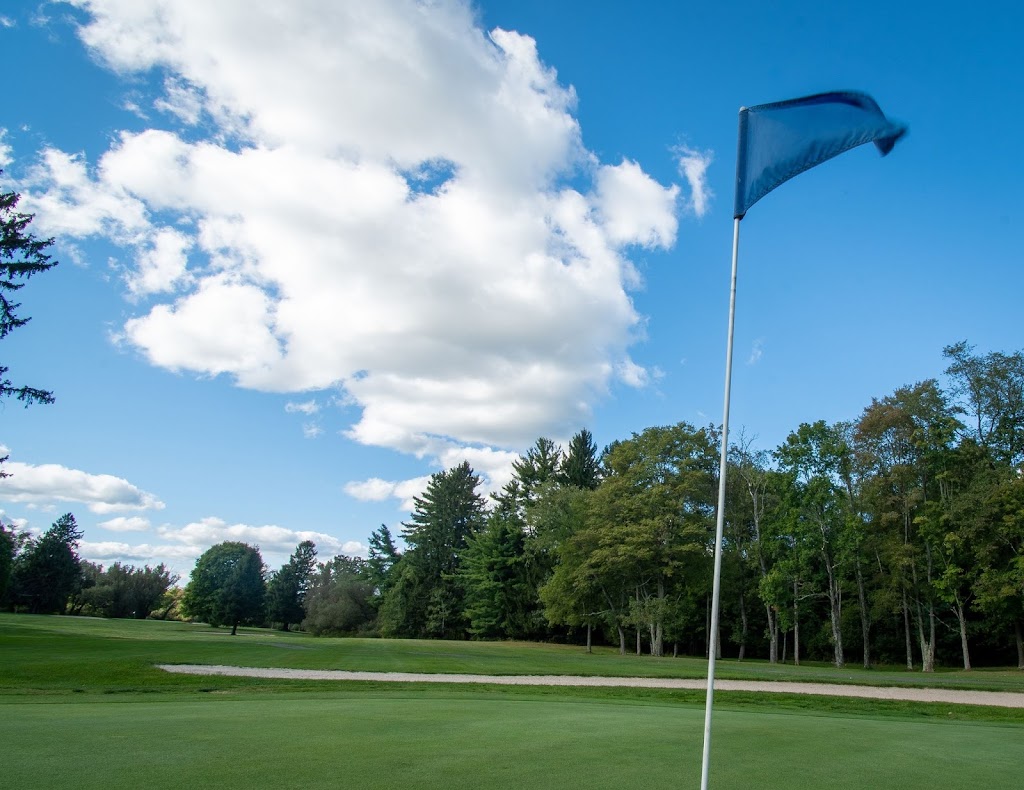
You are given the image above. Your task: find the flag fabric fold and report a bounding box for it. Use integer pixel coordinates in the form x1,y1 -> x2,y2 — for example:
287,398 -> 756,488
734,91 -> 907,219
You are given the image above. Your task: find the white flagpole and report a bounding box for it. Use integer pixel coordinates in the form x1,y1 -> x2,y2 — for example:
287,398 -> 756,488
700,216 -> 741,790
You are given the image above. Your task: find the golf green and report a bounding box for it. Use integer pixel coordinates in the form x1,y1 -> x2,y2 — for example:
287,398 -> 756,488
3,693 -> 1020,789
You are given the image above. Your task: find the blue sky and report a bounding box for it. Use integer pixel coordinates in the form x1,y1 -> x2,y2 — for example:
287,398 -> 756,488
1,0 -> 1021,581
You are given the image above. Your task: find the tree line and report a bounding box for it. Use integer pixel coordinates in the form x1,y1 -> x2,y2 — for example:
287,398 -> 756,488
3,341 -> 1021,671
261,340 -> 1022,671
0,513 -> 179,618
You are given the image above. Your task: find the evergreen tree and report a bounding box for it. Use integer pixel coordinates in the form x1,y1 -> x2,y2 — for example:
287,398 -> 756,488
365,524 -> 401,603
11,513 -> 83,613
558,428 -> 601,489
0,523 -> 16,604
1,188 -> 59,406
461,512 -> 539,639
380,462 -> 485,638
266,540 -> 318,630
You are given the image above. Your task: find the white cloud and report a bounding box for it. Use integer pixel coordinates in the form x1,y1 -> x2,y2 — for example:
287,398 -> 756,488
23,146 -> 149,238
26,1 -> 685,467
302,423 -> 323,439
594,159 -> 679,248
80,540 -> 198,563
343,478 -> 397,502
342,540 -> 368,556
0,16 -> 14,29
0,510 -> 29,530
748,338 -> 764,365
285,399 -> 320,415
74,514 -> 369,579
0,456 -> 164,514
98,515 -> 152,532
345,439 -> 520,511
675,146 -> 713,218
344,475 -> 432,512
0,128 -> 12,169
616,357 -> 650,388
126,226 -> 194,295
153,76 -> 204,125
153,516 -> 363,570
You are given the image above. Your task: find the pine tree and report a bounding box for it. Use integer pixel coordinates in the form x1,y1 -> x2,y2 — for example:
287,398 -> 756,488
266,540 -> 318,630
383,462 -> 486,638
558,428 -> 601,489
1,188 -> 59,406
11,513 -> 83,613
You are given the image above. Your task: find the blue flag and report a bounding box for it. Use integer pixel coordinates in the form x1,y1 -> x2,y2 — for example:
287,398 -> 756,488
734,91 -> 906,219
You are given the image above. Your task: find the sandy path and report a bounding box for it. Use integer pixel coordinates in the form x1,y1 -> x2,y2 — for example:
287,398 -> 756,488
156,664 -> 1024,708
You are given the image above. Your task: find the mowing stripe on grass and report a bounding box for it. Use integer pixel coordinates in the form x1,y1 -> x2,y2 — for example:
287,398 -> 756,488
156,664 -> 1024,708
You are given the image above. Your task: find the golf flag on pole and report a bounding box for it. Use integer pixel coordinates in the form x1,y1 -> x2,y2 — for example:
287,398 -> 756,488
734,91 -> 907,219
702,90 -> 905,790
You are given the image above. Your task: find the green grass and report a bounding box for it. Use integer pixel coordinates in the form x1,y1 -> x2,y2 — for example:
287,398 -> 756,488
4,613 -> 1023,694
2,614 -> 1023,789
4,693 -> 1022,789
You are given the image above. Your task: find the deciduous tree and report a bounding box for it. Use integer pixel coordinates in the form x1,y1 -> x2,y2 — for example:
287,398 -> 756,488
182,542 -> 266,635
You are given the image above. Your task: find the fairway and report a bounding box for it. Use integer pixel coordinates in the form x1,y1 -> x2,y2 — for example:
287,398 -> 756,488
3,615 -> 1024,789
4,693 -> 1022,790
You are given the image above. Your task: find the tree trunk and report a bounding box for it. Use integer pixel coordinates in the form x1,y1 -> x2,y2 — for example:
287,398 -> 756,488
781,629 -> 787,664
766,605 -> 779,664
824,554 -> 845,669
652,578 -> 665,657
617,625 -> 626,655
954,601 -> 971,670
855,559 -> 870,669
902,590 -> 913,670
915,599 -> 936,673
586,622 -> 592,654
793,579 -> 800,667
738,589 -> 748,661
636,588 -> 642,656
231,620 -> 239,636
1015,620 -> 1024,670
916,546 -> 936,673
673,642 -> 678,658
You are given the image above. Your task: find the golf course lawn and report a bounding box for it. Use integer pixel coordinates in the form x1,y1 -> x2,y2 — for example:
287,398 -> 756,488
3,614 -> 1023,789
5,693 -> 1022,789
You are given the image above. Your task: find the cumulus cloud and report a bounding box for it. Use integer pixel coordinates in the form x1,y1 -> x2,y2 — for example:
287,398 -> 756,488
75,515 -> 370,580
675,146 -> 713,218
153,76 -> 204,125
345,475 -> 432,511
344,439 -> 519,511
594,159 -> 679,248
23,1 -> 691,469
125,226 -> 194,296
0,455 -> 164,514
616,358 -> 650,388
98,515 -> 152,532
